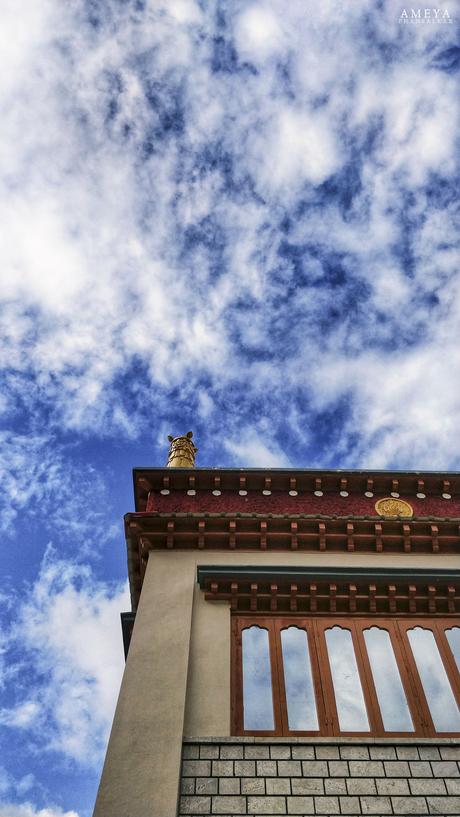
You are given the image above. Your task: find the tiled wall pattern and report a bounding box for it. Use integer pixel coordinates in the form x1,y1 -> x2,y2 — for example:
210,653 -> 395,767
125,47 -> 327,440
180,741 -> 460,816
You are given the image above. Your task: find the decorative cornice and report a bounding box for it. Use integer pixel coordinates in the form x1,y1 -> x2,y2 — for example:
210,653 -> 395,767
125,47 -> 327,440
125,512 -> 460,610
198,566 -> 459,616
133,468 -> 460,512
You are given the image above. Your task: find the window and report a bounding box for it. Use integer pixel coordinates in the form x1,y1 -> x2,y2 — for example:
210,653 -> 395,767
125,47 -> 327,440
199,564 -> 459,736
232,618 -> 460,737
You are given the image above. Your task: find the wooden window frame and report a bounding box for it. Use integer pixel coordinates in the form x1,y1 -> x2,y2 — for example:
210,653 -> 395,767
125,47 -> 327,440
232,616 -> 460,738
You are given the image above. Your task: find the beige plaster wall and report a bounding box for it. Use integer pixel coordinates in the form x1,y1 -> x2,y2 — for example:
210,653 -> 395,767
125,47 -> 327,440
93,548 -> 458,816
93,551 -> 197,817
184,584 -> 230,737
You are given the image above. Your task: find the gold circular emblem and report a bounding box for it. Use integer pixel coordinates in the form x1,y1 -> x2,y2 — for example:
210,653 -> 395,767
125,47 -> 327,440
375,497 -> 413,518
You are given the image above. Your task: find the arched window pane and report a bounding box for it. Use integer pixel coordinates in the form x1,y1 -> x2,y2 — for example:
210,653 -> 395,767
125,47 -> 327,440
445,627 -> 460,673
242,627 -> 274,730
281,627 -> 319,731
325,627 -> 370,732
407,627 -> 460,732
364,627 -> 414,732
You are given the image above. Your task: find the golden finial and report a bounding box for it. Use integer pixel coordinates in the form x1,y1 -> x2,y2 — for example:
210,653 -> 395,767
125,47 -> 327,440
166,431 -> 198,468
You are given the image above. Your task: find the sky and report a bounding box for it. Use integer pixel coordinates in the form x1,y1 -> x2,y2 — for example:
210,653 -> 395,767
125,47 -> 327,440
0,0 -> 459,814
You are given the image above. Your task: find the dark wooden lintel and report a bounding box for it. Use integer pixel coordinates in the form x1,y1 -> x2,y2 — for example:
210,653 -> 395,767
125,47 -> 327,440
201,572 -> 459,616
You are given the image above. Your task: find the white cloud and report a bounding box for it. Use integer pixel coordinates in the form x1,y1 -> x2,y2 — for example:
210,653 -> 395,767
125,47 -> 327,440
235,5 -> 285,61
2,552 -> 129,765
0,701 -> 40,729
369,265 -> 411,311
0,806 -> 78,817
0,766 -> 35,798
250,107 -> 341,193
0,1 -> 458,462
0,433 -> 114,542
224,429 -> 292,468
307,330 -> 460,469
166,0 -> 203,25
15,776 -> 35,798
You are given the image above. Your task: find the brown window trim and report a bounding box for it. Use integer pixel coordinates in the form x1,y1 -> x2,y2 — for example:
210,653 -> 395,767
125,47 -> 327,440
232,616 -> 460,739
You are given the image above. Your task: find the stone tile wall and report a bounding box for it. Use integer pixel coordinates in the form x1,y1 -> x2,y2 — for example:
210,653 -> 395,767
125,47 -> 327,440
179,740 -> 460,816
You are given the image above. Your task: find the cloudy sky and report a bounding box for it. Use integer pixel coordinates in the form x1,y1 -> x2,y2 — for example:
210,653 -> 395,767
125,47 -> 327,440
0,0 -> 459,814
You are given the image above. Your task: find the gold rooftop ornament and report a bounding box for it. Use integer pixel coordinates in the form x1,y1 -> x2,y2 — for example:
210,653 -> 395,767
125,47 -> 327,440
375,497 -> 413,518
166,431 -> 197,468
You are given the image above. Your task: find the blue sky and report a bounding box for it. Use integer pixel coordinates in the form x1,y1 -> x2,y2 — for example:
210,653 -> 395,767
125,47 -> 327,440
0,0 -> 459,814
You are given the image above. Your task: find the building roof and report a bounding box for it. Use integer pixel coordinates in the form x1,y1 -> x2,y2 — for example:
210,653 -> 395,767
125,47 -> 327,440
125,466 -> 460,611
132,467 -> 460,512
